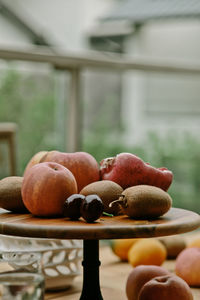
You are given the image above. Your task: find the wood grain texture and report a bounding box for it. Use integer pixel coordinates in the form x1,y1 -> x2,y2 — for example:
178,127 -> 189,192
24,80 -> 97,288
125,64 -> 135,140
0,207 -> 199,240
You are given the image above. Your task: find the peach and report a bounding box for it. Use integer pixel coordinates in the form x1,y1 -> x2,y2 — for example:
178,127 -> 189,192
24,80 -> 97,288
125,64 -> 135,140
24,151 -> 48,174
175,247 -> 200,286
126,265 -> 170,300
139,275 -> 193,300
22,162 -> 78,216
41,150 -> 100,191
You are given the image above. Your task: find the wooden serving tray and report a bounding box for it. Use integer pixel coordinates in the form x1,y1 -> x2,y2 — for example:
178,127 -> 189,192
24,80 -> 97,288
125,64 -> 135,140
0,207 -> 199,240
0,207 -> 199,300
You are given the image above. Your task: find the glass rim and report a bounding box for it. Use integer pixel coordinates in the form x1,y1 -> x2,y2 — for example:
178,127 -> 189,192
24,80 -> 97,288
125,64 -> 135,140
0,270 -> 44,281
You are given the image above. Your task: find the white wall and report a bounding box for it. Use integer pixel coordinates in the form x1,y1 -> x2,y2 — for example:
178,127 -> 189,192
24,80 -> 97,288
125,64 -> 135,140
2,2 -> 200,146
2,0 -> 115,51
122,20 -> 200,145
0,14 -> 31,47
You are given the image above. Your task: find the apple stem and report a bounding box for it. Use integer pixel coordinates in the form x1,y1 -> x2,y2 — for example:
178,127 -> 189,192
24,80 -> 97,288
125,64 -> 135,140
109,195 -> 125,208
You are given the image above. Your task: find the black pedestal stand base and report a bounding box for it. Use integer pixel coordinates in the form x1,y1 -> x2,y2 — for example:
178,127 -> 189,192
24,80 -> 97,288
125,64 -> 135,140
80,240 -> 103,300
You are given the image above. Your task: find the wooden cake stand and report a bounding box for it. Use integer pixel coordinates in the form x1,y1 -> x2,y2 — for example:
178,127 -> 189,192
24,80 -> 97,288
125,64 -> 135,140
0,207 -> 199,300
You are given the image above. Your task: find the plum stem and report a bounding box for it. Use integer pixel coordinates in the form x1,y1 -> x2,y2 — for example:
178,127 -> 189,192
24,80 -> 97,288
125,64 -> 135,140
102,212 -> 114,217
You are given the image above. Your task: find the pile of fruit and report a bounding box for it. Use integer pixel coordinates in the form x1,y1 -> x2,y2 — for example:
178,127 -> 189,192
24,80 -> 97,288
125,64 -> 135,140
1,150 -> 199,299
111,235 -> 199,300
0,150 -> 173,222
126,265 -> 193,300
111,235 -> 200,299
111,235 -> 186,264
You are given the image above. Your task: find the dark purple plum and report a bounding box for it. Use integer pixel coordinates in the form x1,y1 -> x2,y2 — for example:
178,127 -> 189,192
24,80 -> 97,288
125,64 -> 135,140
80,194 -> 103,223
63,194 -> 85,220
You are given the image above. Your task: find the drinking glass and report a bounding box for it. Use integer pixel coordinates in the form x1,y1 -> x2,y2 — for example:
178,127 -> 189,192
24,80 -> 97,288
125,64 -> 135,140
0,251 -> 45,299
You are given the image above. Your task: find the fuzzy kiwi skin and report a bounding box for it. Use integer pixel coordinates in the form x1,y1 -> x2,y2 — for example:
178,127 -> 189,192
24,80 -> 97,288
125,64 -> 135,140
158,236 -> 186,259
80,180 -> 123,215
120,185 -> 172,219
0,176 -> 28,213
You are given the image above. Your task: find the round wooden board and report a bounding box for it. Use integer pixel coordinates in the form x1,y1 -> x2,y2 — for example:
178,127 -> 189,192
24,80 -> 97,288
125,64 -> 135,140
0,208 -> 199,240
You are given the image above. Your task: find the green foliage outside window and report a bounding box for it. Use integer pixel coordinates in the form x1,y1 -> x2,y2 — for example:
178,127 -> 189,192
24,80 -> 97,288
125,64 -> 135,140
0,69 -> 199,214
0,69 -> 56,175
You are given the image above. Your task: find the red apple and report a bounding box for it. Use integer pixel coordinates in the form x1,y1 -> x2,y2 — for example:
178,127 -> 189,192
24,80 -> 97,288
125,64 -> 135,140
175,247 -> 200,286
40,151 -> 100,191
100,153 -> 173,191
21,162 -> 77,216
24,151 -> 48,175
126,265 -> 170,300
139,275 -> 193,300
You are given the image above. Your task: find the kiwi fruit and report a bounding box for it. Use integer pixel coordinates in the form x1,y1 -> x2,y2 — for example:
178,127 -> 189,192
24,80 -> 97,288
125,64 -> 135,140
80,180 -> 123,215
158,236 -> 186,259
0,176 -> 28,213
110,185 -> 172,219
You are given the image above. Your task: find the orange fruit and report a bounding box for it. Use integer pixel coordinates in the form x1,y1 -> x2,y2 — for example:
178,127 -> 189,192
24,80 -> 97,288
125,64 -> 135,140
111,238 -> 141,261
187,237 -> 200,248
128,239 -> 167,267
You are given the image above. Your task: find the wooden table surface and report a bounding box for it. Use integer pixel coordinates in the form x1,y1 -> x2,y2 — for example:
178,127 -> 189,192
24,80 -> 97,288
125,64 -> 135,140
0,208 -> 199,240
45,232 -> 200,300
0,209 -> 199,299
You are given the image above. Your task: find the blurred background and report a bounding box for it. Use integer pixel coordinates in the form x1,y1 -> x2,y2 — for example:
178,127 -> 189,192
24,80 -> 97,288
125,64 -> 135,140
0,0 -> 200,212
